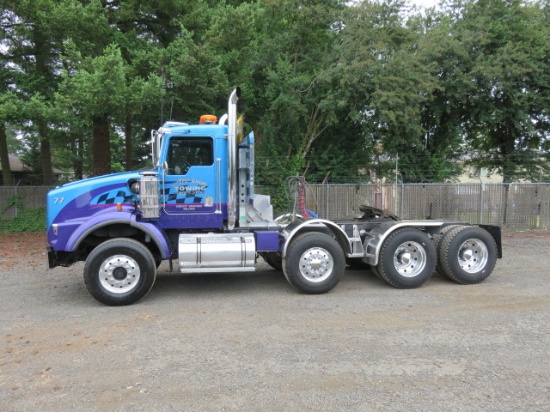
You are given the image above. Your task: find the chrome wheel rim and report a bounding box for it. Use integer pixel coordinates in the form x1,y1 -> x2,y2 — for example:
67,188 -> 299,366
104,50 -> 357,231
99,254 -> 141,294
457,238 -> 489,273
393,241 -> 427,278
299,247 -> 334,283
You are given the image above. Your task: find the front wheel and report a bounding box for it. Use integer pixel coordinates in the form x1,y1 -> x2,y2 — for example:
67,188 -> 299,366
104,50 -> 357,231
262,252 -> 283,271
376,228 -> 437,289
283,232 -> 345,294
83,238 -> 157,306
438,226 -> 497,284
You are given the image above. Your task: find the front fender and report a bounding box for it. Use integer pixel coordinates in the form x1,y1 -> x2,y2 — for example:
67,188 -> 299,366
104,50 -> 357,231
64,211 -> 171,259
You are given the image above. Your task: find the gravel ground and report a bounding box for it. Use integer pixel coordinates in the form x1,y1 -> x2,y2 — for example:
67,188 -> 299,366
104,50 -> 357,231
1,231 -> 549,411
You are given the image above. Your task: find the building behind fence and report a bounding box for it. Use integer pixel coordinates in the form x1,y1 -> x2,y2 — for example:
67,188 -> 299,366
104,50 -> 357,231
2,183 -> 550,231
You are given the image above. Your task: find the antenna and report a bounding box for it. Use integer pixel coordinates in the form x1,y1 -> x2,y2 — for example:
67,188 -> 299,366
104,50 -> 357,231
160,95 -> 163,126
159,68 -> 165,126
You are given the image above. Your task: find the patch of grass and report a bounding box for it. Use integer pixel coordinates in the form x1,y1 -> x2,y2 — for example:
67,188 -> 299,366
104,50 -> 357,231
0,208 -> 46,233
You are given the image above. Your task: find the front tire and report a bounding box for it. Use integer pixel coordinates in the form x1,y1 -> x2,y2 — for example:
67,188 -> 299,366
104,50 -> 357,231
283,232 -> 345,294
263,252 -> 283,271
376,228 -> 437,289
439,226 -> 497,284
84,238 -> 157,306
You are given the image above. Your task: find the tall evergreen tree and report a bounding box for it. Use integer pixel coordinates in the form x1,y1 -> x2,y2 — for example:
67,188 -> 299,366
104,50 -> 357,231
1,0 -> 65,184
440,0 -> 550,182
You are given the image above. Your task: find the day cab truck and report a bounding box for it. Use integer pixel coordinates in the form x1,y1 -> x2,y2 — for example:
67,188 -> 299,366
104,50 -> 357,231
46,88 -> 502,305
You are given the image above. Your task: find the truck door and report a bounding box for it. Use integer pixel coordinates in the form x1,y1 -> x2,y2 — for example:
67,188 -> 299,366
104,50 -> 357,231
161,136 -> 222,222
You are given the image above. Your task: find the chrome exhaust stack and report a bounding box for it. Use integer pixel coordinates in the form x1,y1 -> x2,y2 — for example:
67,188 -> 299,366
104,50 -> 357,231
227,87 -> 241,230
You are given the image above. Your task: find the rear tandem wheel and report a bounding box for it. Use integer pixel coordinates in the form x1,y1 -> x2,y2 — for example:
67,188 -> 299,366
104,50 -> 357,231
376,228 -> 437,289
283,232 -> 345,294
434,224 -> 463,276
438,226 -> 497,284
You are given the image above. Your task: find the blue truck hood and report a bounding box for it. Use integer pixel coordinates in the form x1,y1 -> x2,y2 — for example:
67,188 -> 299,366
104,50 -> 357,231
47,171 -> 147,229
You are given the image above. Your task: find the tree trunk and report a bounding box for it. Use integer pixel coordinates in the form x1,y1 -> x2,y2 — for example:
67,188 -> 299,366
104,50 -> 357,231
300,107 -> 328,160
0,123 -> 13,186
125,114 -> 133,170
72,136 -> 83,180
41,137 -> 53,185
38,120 -> 54,185
92,114 -> 111,176
33,28 -> 54,186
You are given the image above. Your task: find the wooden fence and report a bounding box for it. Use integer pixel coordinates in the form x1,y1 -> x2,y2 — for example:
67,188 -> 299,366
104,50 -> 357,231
305,183 -> 550,230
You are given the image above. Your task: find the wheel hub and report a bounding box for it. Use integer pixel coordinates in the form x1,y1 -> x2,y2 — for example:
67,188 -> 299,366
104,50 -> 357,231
299,247 -> 334,283
393,241 -> 427,278
112,267 -> 128,280
460,249 -> 473,261
397,251 -> 412,265
458,239 -> 489,273
99,255 -> 141,294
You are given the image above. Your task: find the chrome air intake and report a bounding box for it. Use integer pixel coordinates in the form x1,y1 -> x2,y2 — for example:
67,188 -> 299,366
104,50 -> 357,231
138,171 -> 160,219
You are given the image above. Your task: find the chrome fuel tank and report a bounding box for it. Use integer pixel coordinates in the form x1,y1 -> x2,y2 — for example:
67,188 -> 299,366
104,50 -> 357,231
178,233 -> 256,273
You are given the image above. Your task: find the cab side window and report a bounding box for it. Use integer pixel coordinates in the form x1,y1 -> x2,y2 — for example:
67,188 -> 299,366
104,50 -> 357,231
168,137 -> 213,174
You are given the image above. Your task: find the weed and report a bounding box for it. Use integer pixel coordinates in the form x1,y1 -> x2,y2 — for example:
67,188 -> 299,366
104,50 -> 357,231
0,208 -> 46,233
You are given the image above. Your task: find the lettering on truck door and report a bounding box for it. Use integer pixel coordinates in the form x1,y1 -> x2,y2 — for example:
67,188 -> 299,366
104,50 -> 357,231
162,136 -> 218,215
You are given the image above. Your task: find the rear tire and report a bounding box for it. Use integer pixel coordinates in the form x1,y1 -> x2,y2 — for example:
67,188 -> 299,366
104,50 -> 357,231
84,238 -> 157,306
376,228 -> 436,289
434,225 -> 462,277
439,226 -> 497,284
370,265 -> 383,280
283,232 -> 345,294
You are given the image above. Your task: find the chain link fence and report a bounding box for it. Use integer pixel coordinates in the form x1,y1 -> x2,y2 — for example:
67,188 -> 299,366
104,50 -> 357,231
305,183 -> 550,230
0,186 -> 52,218
2,183 -> 550,230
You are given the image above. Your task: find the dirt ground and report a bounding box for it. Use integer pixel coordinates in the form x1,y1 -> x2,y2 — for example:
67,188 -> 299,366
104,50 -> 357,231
1,231 -> 549,411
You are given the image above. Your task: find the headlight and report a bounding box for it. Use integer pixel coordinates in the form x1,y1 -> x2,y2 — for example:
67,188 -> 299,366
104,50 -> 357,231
130,182 -> 140,194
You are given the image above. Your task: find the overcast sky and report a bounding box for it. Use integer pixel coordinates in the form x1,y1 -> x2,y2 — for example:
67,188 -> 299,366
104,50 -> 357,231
411,0 -> 440,8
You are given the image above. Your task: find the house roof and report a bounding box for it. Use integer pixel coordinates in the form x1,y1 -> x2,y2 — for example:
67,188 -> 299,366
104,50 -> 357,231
0,154 -> 66,174
0,154 -> 25,171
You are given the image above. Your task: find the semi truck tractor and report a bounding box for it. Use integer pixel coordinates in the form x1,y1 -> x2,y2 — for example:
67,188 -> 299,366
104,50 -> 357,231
46,88 -> 502,305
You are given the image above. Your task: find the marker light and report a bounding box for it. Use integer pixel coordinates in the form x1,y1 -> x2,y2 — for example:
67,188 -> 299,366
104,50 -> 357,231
200,114 -> 218,124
